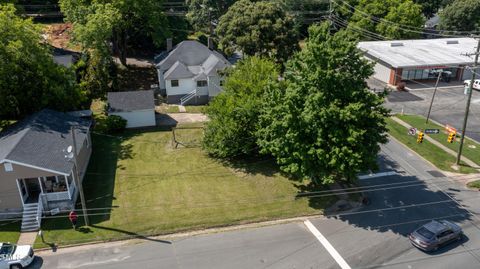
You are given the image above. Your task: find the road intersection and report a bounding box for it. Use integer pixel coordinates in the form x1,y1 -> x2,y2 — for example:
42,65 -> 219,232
30,138 -> 480,269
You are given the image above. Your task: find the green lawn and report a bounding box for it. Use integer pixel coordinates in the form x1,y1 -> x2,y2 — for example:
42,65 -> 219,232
156,105 -> 180,113
34,128 -> 334,248
0,221 -> 21,244
184,105 -> 206,113
397,115 -> 480,166
467,180 -> 480,189
386,118 -> 477,174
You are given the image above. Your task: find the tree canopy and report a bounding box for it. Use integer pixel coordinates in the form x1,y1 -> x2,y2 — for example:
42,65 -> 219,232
257,22 -> 389,185
439,0 -> 480,32
347,0 -> 425,40
203,57 -> 279,158
60,0 -> 170,66
0,4 -> 84,119
216,0 -> 299,64
186,0 -> 237,31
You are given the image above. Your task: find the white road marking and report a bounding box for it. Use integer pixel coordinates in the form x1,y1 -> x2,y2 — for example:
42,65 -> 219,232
304,220 -> 352,269
358,171 -> 397,180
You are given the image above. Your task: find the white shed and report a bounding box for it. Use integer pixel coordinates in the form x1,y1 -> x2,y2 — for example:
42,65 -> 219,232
107,90 -> 156,128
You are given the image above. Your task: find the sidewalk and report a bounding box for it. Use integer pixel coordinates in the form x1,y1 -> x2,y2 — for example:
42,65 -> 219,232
391,116 -> 480,170
17,231 -> 37,246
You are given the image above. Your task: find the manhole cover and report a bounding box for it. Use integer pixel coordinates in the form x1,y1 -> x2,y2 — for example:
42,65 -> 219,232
427,170 -> 445,178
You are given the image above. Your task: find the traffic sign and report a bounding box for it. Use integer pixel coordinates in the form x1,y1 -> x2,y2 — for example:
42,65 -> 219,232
408,128 -> 417,135
446,124 -> 457,133
424,129 -> 440,134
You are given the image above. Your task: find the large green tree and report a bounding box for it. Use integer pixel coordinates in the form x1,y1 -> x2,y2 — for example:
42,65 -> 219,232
257,23 -> 389,185
203,57 -> 279,158
347,0 -> 425,40
60,0 -> 170,66
216,0 -> 299,64
0,4 -> 84,119
439,0 -> 480,32
186,0 -> 237,32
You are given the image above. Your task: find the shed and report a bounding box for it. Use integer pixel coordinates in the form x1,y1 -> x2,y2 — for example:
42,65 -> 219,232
107,90 -> 156,128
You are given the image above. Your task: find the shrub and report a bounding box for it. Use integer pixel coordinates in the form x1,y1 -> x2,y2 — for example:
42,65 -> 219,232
105,115 -> 127,133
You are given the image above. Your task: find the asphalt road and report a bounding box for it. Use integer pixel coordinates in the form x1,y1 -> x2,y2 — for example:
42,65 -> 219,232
30,138 -> 480,269
384,85 -> 480,142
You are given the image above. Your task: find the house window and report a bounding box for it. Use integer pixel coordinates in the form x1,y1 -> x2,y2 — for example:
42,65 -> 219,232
197,80 -> 208,87
171,80 -> 179,87
4,162 -> 13,172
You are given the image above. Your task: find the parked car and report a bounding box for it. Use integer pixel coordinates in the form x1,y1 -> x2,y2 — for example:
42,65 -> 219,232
409,220 -> 463,252
0,243 -> 34,269
464,79 -> 480,90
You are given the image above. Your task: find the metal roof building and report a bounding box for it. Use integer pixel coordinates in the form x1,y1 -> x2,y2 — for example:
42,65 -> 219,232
357,38 -> 477,86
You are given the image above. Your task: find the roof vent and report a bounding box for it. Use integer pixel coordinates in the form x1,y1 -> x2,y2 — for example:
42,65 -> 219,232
446,40 -> 459,44
390,42 -> 404,47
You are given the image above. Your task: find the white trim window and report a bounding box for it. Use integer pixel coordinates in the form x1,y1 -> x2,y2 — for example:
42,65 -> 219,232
4,162 -> 13,172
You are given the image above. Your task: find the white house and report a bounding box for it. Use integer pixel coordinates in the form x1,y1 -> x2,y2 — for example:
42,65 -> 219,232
155,40 -> 231,105
107,90 -> 156,128
358,38 -> 477,86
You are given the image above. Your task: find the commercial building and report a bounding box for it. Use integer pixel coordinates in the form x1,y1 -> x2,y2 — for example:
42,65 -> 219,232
358,38 -> 477,86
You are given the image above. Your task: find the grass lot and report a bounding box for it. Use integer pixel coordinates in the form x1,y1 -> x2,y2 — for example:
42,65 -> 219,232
386,117 -> 477,174
35,128 -> 334,248
0,221 -> 21,244
467,180 -> 480,189
156,105 -> 180,114
184,105 -> 206,113
396,115 -> 480,166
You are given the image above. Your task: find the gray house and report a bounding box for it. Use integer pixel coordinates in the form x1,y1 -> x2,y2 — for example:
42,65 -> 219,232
155,40 -> 231,105
0,109 -> 92,231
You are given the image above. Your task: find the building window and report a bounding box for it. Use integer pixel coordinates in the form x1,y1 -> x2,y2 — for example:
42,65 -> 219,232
197,80 -> 208,87
171,80 -> 179,87
219,80 -> 224,86
4,162 -> 13,172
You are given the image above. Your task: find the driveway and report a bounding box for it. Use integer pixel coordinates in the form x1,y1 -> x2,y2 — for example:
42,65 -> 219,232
384,86 -> 480,142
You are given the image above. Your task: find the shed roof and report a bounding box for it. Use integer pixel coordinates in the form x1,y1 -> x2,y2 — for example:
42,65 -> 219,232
358,38 -> 477,69
107,90 -> 155,112
0,109 -> 91,175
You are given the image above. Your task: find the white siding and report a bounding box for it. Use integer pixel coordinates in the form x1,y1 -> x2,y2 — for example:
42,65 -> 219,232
158,70 -> 166,89
208,76 -> 224,97
110,110 -> 156,128
166,78 -> 196,96
373,63 -> 392,83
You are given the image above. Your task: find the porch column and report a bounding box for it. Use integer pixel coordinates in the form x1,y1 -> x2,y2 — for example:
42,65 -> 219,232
15,179 -> 25,207
38,177 -> 44,194
65,175 -> 71,199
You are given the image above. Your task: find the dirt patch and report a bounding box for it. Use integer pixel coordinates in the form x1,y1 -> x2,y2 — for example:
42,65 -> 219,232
43,23 -> 79,51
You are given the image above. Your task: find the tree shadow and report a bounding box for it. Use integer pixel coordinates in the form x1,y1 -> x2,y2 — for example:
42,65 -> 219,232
323,173 -> 473,238
90,224 -> 172,244
218,156 -> 286,178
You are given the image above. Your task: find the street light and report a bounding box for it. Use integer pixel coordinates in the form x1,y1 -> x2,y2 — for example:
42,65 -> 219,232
425,69 -> 445,124
65,127 -> 89,226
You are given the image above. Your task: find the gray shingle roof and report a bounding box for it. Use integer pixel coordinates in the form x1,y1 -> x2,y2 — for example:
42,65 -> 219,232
107,90 -> 155,112
156,41 -> 231,80
0,109 -> 91,174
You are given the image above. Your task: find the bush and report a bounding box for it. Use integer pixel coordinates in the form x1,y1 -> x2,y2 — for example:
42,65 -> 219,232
105,115 -> 127,133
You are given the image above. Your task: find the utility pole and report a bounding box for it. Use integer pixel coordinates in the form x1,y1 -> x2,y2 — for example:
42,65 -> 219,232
71,126 -> 89,226
425,70 -> 443,124
456,37 -> 480,165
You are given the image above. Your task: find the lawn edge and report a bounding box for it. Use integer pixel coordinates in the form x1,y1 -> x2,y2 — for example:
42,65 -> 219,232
35,212 -> 326,252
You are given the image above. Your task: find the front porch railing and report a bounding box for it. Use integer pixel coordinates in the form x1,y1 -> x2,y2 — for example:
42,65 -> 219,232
41,191 -> 70,202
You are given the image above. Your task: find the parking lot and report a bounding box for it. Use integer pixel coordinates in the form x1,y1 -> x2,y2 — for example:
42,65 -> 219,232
384,83 -> 480,142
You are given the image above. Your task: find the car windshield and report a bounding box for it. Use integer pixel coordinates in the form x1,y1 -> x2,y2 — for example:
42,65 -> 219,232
0,244 -> 16,257
416,227 -> 435,239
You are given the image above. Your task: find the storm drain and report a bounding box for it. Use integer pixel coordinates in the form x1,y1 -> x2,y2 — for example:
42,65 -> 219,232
427,170 -> 445,178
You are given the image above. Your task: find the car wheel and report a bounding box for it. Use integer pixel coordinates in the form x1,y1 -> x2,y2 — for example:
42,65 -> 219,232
10,264 -> 23,269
